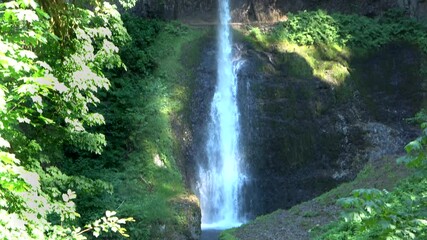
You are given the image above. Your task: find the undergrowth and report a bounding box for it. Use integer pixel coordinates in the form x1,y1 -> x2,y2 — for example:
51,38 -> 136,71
63,16 -> 207,239
264,9 -> 427,51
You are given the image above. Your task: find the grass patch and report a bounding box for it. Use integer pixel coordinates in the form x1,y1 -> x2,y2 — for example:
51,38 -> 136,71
275,42 -> 350,85
220,228 -> 240,240
315,156 -> 411,205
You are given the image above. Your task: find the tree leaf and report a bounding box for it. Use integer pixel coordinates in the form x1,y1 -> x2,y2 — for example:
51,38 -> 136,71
62,193 -> 69,202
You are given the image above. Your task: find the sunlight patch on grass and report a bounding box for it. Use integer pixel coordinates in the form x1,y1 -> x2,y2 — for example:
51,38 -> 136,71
276,41 -> 350,86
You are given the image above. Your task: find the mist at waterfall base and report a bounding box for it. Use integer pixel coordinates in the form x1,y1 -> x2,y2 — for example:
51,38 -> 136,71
195,0 -> 248,237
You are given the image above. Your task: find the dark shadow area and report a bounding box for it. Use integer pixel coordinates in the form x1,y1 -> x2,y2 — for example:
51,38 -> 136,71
201,229 -> 222,240
350,43 -> 424,124
237,44 -> 344,217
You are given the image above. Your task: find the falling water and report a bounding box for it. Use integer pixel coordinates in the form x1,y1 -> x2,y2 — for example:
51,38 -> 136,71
196,0 -> 246,231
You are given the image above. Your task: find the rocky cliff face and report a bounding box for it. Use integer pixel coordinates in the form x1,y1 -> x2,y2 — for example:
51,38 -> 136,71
232,0 -> 427,21
189,38 -> 424,218
237,43 -> 423,216
127,0 -> 427,22
129,0 -> 217,21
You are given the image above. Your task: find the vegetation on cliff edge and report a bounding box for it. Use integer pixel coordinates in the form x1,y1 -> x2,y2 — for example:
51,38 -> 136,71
244,10 -> 427,98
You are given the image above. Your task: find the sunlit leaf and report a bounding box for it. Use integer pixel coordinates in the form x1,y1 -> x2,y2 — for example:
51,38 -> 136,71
17,117 -> 31,124
413,219 -> 427,226
16,84 -> 38,95
0,137 -> 10,148
62,193 -> 69,202
15,9 -> 39,23
405,139 -> 422,153
106,210 -> 116,218
4,1 -> 19,9
0,88 -> 6,112
18,50 -> 37,59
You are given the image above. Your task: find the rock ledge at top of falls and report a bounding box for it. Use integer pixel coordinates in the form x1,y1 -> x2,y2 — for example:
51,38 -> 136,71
125,0 -> 427,23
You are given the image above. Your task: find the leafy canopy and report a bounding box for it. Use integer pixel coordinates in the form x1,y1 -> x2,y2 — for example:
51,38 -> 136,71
0,0 -> 134,239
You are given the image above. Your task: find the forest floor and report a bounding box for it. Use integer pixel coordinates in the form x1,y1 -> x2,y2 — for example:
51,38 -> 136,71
221,154 -> 412,240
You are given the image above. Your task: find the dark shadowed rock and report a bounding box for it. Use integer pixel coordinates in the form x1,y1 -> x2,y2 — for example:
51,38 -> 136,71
123,0 -> 427,22
236,42 -> 422,217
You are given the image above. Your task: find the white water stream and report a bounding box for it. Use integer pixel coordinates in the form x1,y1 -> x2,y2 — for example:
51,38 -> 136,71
196,0 -> 247,231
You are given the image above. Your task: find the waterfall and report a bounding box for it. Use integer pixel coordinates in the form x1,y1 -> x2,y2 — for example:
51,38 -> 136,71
196,0 -> 247,231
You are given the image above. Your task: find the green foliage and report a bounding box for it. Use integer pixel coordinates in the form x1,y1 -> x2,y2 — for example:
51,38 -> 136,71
273,10 -> 341,45
117,0 -> 137,10
397,110 -> 427,170
317,178 -> 427,239
62,15 -> 206,239
253,9 -> 427,52
248,27 -> 266,44
0,0 -> 133,238
220,229 -> 240,240
100,19 -> 203,239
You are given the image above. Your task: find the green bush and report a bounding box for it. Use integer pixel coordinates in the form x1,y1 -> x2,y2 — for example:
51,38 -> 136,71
273,10 -> 341,45
0,0 -> 134,238
252,9 -> 427,52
